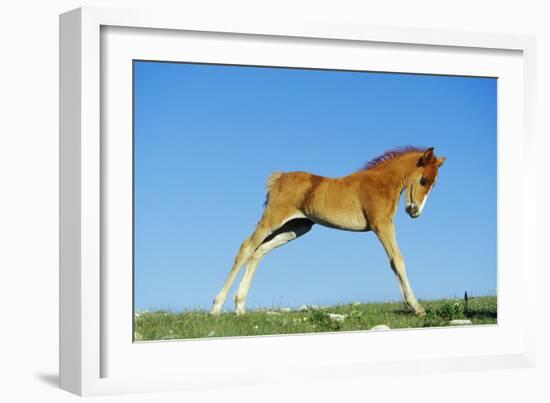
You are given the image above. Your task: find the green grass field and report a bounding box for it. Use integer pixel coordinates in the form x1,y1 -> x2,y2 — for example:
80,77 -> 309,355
134,295 -> 497,341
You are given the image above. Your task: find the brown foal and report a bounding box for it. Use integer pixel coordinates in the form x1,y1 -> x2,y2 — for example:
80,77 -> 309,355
211,146 -> 445,316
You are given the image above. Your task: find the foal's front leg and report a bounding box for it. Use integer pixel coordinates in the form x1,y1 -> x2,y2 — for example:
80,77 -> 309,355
374,221 -> 425,317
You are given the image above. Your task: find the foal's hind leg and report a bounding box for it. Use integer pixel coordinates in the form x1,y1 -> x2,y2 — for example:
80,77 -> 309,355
211,224 -> 270,315
234,218 -> 314,314
211,208 -> 305,315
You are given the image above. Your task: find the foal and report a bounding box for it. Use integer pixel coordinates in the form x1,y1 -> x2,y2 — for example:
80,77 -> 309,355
211,147 -> 445,316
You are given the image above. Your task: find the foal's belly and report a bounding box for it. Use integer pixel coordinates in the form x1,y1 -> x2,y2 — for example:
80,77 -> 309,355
311,216 -> 370,232
304,209 -> 370,232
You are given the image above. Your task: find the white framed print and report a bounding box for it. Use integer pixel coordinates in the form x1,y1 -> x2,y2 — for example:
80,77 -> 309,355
59,6 -> 537,396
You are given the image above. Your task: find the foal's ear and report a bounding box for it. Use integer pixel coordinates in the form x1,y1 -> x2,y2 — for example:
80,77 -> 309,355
417,147 -> 435,166
436,156 -> 446,167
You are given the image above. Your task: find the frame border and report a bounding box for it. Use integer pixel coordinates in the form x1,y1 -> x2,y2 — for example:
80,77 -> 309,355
59,6 -> 537,396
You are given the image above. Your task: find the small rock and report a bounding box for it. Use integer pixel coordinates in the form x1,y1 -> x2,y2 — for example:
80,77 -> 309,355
370,324 -> 391,331
299,305 -> 309,311
449,319 -> 472,326
353,301 -> 361,306
281,308 -> 291,312
266,311 -> 281,316
327,313 -> 346,322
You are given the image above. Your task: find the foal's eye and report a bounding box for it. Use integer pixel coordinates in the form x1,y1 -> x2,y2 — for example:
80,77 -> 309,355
419,177 -> 427,186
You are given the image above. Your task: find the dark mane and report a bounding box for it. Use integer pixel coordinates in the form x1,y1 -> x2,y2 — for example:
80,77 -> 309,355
361,146 -> 426,171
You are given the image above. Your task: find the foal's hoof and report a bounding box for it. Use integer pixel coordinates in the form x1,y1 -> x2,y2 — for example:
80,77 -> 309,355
415,308 -> 426,318
210,306 -> 222,315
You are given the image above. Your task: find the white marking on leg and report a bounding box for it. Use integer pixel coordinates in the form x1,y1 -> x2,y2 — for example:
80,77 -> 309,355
234,231 -> 297,314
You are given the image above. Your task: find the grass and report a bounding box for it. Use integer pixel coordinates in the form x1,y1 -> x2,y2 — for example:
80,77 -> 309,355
134,295 -> 497,341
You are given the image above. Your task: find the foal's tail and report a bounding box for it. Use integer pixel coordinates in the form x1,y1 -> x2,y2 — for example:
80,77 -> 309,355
263,172 -> 283,207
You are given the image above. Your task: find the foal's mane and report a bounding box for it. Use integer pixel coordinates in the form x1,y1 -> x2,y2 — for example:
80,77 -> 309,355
361,146 -> 426,171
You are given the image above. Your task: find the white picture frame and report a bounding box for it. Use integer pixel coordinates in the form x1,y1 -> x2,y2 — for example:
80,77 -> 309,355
59,6 -> 537,396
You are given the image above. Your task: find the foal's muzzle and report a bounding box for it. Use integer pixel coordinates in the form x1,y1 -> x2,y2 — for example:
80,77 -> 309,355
406,204 -> 420,218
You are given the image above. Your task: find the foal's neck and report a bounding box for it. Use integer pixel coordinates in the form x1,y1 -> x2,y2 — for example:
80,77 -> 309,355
358,153 -> 420,218
365,152 -> 419,184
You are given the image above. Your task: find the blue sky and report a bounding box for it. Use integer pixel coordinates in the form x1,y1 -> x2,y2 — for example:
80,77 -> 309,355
134,61 -> 497,312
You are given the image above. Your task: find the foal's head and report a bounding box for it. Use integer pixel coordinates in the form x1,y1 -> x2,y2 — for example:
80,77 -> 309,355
404,147 -> 445,218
